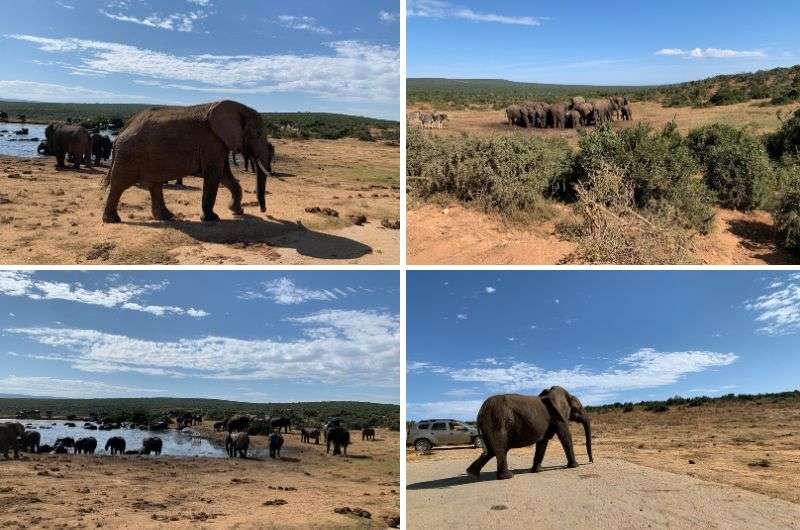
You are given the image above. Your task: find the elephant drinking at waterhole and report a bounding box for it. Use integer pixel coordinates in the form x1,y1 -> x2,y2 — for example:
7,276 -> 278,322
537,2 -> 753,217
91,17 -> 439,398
467,386 -> 593,481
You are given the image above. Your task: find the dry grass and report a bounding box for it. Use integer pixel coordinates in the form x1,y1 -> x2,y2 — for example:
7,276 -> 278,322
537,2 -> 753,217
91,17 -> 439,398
406,401 -> 800,505
0,138 -> 399,265
0,425 -> 400,529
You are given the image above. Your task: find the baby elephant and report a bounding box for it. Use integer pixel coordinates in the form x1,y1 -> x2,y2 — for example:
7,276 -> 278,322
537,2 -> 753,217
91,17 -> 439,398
226,432 -> 249,458
361,428 -> 375,441
268,432 -> 284,459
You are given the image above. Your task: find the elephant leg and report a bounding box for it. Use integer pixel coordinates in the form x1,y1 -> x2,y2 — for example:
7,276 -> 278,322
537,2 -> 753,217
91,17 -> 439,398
555,422 -> 578,468
148,183 -> 174,221
531,438 -> 550,473
200,171 -> 222,222
56,152 -> 65,168
466,445 -> 495,479
495,448 -> 513,480
102,177 -> 133,224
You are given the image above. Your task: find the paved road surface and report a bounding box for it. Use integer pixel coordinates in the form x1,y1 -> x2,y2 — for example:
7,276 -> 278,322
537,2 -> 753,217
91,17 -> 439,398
407,454 -> 800,529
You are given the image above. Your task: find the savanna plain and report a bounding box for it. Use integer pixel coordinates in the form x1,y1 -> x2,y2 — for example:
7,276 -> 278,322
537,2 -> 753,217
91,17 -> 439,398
407,67 -> 800,265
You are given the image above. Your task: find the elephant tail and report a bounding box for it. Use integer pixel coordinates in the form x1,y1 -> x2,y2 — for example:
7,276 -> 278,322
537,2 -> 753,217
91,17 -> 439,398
102,151 -> 117,188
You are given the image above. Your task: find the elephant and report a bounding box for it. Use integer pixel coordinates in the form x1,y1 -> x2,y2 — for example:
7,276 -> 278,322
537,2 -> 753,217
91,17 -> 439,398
91,133 -> 113,165
64,422 -> 76,427
0,422 -> 25,459
574,102 -> 595,126
521,102 -> 547,128
141,436 -> 163,455
102,100 -> 275,224
23,430 -> 41,453
84,423 -> 98,430
193,415 -> 203,426
38,444 -> 54,454
610,96 -> 628,119
268,432 -> 284,459
431,111 -> 449,128
301,428 -> 320,444
226,432 -> 249,458
591,99 -> 614,125
44,123 -> 92,169
55,436 -> 76,453
148,421 -> 168,431
270,417 -> 291,434
546,103 -> 568,129
505,105 -> 526,127
566,110 -> 582,129
213,421 -> 225,432
326,427 -> 350,456
226,414 -> 252,433
105,436 -> 126,455
570,96 -> 586,109
466,386 -> 593,481
361,428 -> 375,441
75,437 -> 97,454
621,104 -> 633,121
37,140 -> 48,155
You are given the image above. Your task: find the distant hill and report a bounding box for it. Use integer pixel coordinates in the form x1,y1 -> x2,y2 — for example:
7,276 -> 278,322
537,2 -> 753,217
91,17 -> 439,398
0,396 -> 400,429
408,65 -> 800,109
0,101 -> 399,141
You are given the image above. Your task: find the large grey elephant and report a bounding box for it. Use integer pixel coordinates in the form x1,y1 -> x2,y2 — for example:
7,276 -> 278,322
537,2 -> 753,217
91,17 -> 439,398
44,123 -> 92,169
226,432 -> 249,458
75,436 -> 97,454
91,133 -> 113,165
105,436 -> 126,455
505,105 -> 526,127
621,104 -> 633,121
0,422 -> 25,459
591,99 -> 614,125
141,436 -> 162,455
566,110 -> 582,129
23,430 -> 41,453
466,386 -> 593,481
574,102 -> 595,126
546,103 -> 567,129
326,426 -> 350,456
102,100 -> 275,224
522,102 -> 547,128
226,414 -> 252,433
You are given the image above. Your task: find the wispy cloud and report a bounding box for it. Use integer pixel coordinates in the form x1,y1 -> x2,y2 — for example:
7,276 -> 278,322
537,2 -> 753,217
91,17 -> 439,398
408,0 -> 542,27
6,309 -> 400,385
485,286 -> 496,294
55,1 -> 75,9
0,271 -> 209,318
277,15 -> 332,35
98,0 -> 213,33
456,314 -> 468,320
6,34 -> 400,102
0,374 -> 162,398
746,274 -> 800,335
240,277 -> 345,304
379,11 -> 398,23
0,80 -> 147,102
655,47 -> 765,59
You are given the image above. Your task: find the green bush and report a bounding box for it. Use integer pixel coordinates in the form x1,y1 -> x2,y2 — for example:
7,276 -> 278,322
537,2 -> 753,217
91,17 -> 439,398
708,85 -> 750,106
573,122 -> 714,233
771,164 -> 800,250
765,109 -> 800,160
686,124 -> 774,210
407,127 -> 574,217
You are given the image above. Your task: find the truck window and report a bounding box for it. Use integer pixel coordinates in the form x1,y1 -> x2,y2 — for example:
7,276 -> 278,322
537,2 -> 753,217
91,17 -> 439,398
431,422 -> 447,430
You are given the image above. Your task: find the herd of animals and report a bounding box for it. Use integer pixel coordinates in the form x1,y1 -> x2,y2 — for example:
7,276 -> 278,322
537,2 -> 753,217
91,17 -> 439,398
506,96 -> 632,129
14,100 -> 277,224
408,110 -> 449,128
0,413 -> 381,461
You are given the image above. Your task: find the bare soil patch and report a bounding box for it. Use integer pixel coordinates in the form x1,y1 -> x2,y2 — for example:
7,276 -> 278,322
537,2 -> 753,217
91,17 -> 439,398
0,425 -> 400,529
0,138 -> 399,264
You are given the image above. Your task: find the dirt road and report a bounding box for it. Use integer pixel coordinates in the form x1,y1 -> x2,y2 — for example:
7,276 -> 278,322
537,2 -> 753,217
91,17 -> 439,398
0,138 -> 399,265
0,426 -> 400,529
407,454 -> 800,529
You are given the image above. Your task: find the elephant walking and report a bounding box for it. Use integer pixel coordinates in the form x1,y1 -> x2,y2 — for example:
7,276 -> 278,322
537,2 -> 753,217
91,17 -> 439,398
326,427 -> 350,456
102,100 -> 275,224
361,428 -> 375,441
301,427 -> 320,444
467,386 -> 593,481
268,432 -> 283,459
44,123 -> 92,169
621,104 -> 633,121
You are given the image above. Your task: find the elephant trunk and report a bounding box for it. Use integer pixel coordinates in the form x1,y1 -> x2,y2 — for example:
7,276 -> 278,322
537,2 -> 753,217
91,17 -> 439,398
582,418 -> 593,463
255,162 -> 268,213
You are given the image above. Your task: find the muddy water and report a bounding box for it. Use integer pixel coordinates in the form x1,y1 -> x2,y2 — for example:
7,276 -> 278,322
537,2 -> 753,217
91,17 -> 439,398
0,124 -> 46,157
5,418 -> 227,457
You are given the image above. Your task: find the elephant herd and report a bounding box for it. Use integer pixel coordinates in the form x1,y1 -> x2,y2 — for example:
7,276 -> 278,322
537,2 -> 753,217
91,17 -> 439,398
35,100 -> 276,225
506,96 -> 632,130
0,421 -> 164,458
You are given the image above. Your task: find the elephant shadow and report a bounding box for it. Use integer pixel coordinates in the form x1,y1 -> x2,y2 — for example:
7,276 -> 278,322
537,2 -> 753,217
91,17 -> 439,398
57,166 -> 105,176
344,454 -> 372,460
133,214 -> 373,260
727,219 -> 800,265
406,463 -> 588,491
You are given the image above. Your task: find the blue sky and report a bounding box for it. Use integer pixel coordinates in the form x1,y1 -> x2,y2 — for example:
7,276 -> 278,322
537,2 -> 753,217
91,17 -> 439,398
408,0 -> 800,85
407,271 -> 800,420
1,0 -> 400,118
0,270 -> 399,403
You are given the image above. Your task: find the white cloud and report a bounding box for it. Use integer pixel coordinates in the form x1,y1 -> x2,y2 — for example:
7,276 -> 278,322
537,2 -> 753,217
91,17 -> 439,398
6,309 -> 400,385
277,15 -> 332,35
0,271 -> 208,318
99,10 -> 207,32
0,375 -> 162,398
56,1 -> 75,9
655,47 -> 766,59
746,279 -> 800,335
456,314 -> 468,320
407,399 -> 484,420
0,80 -> 147,103
240,277 -> 338,305
408,0 -> 541,26
187,0 -> 211,5
379,11 -> 398,23
485,286 -> 496,294
443,388 -> 480,397
6,34 -> 400,103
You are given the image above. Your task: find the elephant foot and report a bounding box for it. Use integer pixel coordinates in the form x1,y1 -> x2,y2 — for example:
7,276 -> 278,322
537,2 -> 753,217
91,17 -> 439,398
496,470 -> 513,480
567,461 -> 579,469
531,465 -> 541,473
103,212 -> 122,224
201,212 -> 220,222
152,210 -> 175,222
466,465 -> 482,480
230,205 -> 245,216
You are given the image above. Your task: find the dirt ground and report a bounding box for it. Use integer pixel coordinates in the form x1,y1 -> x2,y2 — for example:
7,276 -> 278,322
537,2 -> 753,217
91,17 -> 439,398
409,99 -> 800,146
0,425 -> 400,529
0,138 -> 399,265
407,400 -> 800,505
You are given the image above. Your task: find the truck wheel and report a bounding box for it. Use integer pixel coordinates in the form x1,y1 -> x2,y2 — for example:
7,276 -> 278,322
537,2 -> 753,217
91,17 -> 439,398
473,436 -> 483,449
414,439 -> 432,452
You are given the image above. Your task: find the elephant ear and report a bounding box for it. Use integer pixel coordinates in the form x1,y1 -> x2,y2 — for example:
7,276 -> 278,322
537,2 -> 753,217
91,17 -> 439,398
540,387 -> 570,423
206,100 -> 249,152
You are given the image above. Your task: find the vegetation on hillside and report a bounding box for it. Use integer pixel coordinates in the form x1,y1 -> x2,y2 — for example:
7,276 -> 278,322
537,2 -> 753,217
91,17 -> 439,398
408,65 -> 800,109
586,389 -> 800,414
0,397 -> 400,430
0,101 -> 399,141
